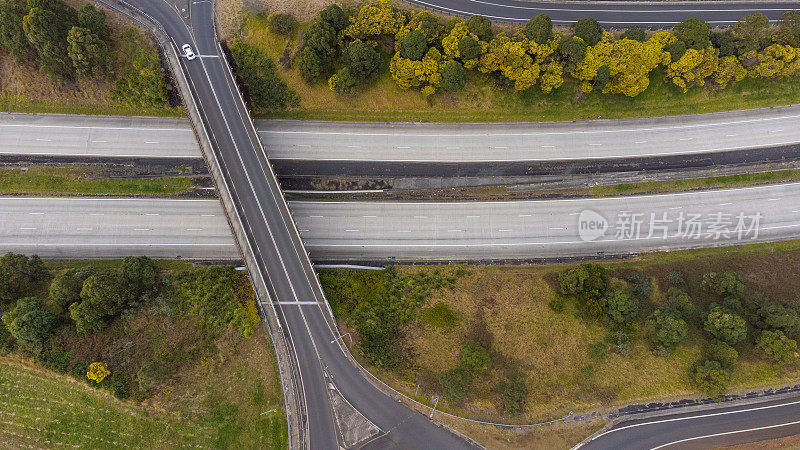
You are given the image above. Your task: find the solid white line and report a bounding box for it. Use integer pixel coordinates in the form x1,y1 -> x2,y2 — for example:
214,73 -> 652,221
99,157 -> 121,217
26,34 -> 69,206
0,243 -> 235,246
650,418 -> 800,450
0,123 -> 188,132
277,301 -> 319,305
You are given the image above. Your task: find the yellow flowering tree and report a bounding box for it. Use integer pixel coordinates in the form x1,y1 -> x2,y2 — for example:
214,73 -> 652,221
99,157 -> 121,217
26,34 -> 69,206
712,55 -> 747,89
87,362 -> 110,383
572,32 -> 673,97
388,47 -> 443,95
394,11 -> 443,52
539,60 -> 565,93
745,44 -> 800,79
343,0 -> 406,40
666,46 -> 719,92
478,32 -> 557,91
441,21 -> 487,69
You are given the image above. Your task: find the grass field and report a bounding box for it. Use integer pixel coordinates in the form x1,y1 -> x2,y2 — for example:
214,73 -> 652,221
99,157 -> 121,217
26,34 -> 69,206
320,239 -> 800,448
0,167 -> 194,197
590,169 -> 800,197
238,16 -> 800,124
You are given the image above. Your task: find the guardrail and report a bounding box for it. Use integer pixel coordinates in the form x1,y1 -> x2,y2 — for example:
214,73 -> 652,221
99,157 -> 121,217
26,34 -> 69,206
94,1 -> 304,448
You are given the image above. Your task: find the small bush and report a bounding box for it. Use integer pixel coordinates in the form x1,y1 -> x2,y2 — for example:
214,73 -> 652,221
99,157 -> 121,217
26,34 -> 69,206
668,271 -> 686,286
36,344 -> 72,372
604,288 -> 639,324
460,341 -> 490,372
757,329 -> 799,364
692,359 -> 730,398
704,305 -> 747,345
548,295 -> 566,312
420,302 -> 459,329
69,361 -> 89,380
647,310 -> 688,352
87,362 -> 110,383
498,375 -> 528,416
707,340 -> 738,369
608,330 -> 631,356
621,28 -> 646,42
267,12 -> 297,35
626,271 -> 652,300
702,272 -> 746,299
439,367 -> 473,403
665,288 -> 695,319
229,38 -> 299,110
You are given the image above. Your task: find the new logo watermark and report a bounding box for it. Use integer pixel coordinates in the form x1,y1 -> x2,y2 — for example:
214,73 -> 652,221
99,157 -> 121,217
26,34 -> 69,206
578,210 -> 608,242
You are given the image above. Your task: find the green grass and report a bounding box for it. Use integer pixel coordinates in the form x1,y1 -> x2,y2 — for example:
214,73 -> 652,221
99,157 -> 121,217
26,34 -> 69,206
0,167 -> 193,197
592,169 -> 800,196
0,94 -> 184,117
0,359 -> 210,448
239,16 -> 800,123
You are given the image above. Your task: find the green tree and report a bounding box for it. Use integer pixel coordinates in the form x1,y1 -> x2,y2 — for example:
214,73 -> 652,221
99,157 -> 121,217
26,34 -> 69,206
110,31 -> 167,107
621,28 -> 646,42
320,4 -> 348,32
557,35 -> 587,70
23,6 -> 73,78
77,3 -> 107,40
711,31 -> 736,57
572,18 -> 603,46
773,10 -> 800,47
298,46 -> 323,82
1,296 -> 55,350
49,266 -> 93,311
692,359 -> 730,397
120,256 -> 156,299
523,14 -> 552,44
304,19 -> 337,61
267,12 -> 297,35
342,39 -> 381,81
751,300 -> 800,338
329,66 -> 359,96
593,64 -> 610,89
67,26 -> 110,77
704,305 -> 747,345
460,341 -> 490,372
665,287 -> 695,319
440,60 -> 466,92
439,367 -> 473,403
604,288 -> 639,324
466,15 -> 491,41
229,39 -> 299,110
702,272 -> 746,298
757,329 -> 798,364
558,264 -> 608,304
0,252 -> 48,304
69,271 -> 126,334
400,29 -> 427,61
499,375 -> 528,415
0,0 -> 32,63
707,339 -> 738,369
457,35 -> 482,61
665,40 -> 687,63
730,13 -> 771,56
673,18 -> 710,50
647,310 -> 688,351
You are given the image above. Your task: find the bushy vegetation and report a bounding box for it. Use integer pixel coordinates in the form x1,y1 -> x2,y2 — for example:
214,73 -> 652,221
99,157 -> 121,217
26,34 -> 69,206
0,0 -> 168,108
275,3 -> 800,100
228,38 -> 299,110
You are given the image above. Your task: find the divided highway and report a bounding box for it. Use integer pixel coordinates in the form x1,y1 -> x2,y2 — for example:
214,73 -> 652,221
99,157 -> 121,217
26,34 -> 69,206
4,181 -> 800,261
402,0 -> 796,25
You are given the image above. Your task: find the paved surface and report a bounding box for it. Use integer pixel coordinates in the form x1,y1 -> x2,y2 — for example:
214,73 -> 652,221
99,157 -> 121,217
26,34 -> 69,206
5,106 -> 800,163
403,0 -> 797,25
582,397 -> 800,449
0,113 -> 199,158
0,197 -> 236,259
123,1 -> 473,449
4,182 -> 800,262
261,106 -> 800,162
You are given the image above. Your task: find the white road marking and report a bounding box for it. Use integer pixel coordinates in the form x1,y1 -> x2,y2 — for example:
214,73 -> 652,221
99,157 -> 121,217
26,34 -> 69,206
201,214 -> 215,216
186,228 -> 203,231
498,229 -> 512,232
35,138 -> 51,142
28,212 -> 44,215
362,215 -> 376,218
146,213 -> 160,216
134,228 -> 150,231
466,215 -> 481,218
19,227 -> 36,230
719,203 -> 733,206
345,229 -> 359,232
414,215 -> 427,219
679,138 -> 693,141
448,229 -> 462,232
519,214 -> 532,217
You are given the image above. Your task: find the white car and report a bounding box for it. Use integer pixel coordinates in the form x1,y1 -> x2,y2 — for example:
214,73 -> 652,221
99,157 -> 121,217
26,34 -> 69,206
182,44 -> 196,60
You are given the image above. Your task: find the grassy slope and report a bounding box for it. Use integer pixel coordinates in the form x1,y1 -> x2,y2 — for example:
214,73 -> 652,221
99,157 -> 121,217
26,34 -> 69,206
240,16 -> 800,123
591,169 -> 800,197
0,167 -> 193,197
320,239 -> 800,448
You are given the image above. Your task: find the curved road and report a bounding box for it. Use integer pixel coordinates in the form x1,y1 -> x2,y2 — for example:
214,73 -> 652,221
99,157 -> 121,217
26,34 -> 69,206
402,0 -> 796,24
118,0 -> 473,449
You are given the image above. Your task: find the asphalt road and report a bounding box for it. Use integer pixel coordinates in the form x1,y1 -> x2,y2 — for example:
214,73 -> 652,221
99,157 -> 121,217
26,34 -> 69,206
6,106 -> 800,163
582,396 -> 800,449
261,106 -> 800,162
0,197 -> 237,259
402,0 -> 797,25
4,181 -> 800,262
123,1 -> 473,449
0,113 -> 199,158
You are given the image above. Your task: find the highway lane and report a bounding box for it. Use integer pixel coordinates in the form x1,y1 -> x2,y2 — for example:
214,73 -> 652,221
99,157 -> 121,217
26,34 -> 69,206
0,114 -> 199,158
261,106 -> 800,162
582,396 -> 800,449
6,106 -> 800,163
0,197 -> 236,259
123,0 -> 473,448
4,182 -> 800,261
402,0 -> 796,25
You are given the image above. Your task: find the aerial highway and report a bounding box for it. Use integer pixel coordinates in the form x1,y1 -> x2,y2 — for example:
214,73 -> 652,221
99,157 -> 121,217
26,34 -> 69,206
582,396 -> 800,449
106,0 -> 472,448
4,181 -> 800,261
402,0 -> 796,25
5,106 -> 800,163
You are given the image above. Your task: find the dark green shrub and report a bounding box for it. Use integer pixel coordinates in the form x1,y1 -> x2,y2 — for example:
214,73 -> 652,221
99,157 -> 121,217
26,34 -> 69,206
692,359 -> 730,397
320,4 -> 348,32
499,375 -> 528,416
665,288 -> 695,319
572,18 -> 603,46
466,15 -> 492,41
460,341 -> 490,372
604,288 -> 639,324
36,344 -> 72,372
665,41 -> 687,63
668,271 -> 685,286
704,305 -> 747,345
523,14 -> 552,44
702,272 -> 746,299
400,29 -> 427,61
757,329 -> 798,364
730,13 -> 771,55
621,28 -> 646,42
458,36 -> 482,61
110,29 -> 167,107
298,47 -> 323,82
50,267 -> 94,311
229,38 -> 299,110
557,35 -> 587,70
558,264 -> 608,302
69,360 -> 89,380
267,12 -> 297,35
0,252 -> 48,304
773,10 -> 800,47
0,0 -> 33,64
647,309 -> 688,352
626,271 -> 652,300
2,296 -> 55,350
342,39 -> 381,81
711,30 -> 736,57
673,18 -> 711,50
548,295 -> 566,312
440,60 -> 466,93
439,367 -> 473,403
751,299 -> 800,338
420,302 -> 459,329
707,340 -> 738,369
